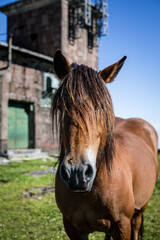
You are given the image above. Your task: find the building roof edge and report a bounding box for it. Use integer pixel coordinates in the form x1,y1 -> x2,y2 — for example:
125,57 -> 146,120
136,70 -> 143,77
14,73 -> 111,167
0,0 -> 57,16
0,41 -> 53,63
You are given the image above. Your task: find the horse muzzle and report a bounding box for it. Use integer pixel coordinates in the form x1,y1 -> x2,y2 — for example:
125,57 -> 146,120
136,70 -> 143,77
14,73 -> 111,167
60,161 -> 96,192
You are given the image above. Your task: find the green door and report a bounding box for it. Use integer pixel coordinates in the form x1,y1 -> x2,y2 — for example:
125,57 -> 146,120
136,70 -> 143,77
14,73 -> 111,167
8,102 -> 29,149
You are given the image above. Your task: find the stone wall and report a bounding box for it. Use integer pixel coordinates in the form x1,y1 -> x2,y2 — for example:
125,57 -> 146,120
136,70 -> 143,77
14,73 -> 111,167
0,60 -> 56,153
8,0 -> 61,58
0,61 -> 9,153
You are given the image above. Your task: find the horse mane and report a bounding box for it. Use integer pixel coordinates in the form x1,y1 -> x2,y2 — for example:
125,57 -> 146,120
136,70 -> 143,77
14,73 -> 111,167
51,63 -> 115,170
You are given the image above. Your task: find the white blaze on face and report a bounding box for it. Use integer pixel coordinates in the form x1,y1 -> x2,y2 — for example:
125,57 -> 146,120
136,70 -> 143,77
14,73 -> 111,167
86,146 -> 97,169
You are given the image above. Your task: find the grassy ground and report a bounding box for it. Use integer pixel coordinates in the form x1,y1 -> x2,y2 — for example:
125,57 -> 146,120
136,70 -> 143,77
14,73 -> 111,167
0,155 -> 160,240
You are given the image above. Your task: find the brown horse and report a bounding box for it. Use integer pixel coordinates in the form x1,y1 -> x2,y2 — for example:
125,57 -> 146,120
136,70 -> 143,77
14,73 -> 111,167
52,50 -> 158,240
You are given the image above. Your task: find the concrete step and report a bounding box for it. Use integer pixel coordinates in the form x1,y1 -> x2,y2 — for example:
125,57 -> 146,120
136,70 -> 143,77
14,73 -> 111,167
8,149 -> 48,158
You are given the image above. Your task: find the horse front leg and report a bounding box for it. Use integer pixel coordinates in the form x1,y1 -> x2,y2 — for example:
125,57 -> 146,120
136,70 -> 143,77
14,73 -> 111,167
131,202 -> 148,240
112,217 -> 131,240
63,216 -> 89,240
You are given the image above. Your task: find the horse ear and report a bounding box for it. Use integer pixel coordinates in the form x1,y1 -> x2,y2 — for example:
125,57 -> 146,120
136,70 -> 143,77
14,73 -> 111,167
99,56 -> 127,83
53,50 -> 70,80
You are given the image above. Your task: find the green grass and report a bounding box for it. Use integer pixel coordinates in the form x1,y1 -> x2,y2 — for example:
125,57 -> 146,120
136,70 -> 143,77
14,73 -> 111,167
0,155 -> 160,240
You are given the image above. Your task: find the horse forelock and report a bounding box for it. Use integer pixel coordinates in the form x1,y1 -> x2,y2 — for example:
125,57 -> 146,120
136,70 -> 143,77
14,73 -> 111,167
51,63 -> 115,169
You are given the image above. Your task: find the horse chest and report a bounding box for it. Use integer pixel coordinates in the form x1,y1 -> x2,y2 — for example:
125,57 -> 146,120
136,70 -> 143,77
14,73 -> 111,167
63,202 -> 111,233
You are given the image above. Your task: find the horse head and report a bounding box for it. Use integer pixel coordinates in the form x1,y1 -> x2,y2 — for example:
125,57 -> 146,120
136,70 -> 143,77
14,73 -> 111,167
52,50 -> 126,192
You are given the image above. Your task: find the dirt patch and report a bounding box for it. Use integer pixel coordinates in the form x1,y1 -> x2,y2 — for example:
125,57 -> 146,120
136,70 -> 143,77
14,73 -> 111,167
23,185 -> 55,199
25,167 -> 57,177
0,180 -> 9,184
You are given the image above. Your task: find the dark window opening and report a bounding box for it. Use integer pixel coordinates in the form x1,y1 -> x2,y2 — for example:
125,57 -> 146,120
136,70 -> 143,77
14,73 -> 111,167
46,77 -> 52,93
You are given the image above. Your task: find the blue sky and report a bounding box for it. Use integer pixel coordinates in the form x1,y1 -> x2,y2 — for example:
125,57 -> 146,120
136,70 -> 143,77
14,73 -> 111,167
0,0 -> 160,147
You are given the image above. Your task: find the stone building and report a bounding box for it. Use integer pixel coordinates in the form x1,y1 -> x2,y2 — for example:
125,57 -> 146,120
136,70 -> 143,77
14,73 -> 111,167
0,0 -> 107,155
0,42 -> 57,155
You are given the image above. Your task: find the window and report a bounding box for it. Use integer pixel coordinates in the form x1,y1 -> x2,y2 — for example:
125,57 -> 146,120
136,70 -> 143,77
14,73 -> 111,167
44,73 -> 59,93
41,73 -> 59,108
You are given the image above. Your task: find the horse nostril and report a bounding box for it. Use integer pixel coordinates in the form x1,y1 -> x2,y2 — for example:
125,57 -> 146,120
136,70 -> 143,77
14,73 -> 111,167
85,164 -> 93,180
60,164 -> 70,183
